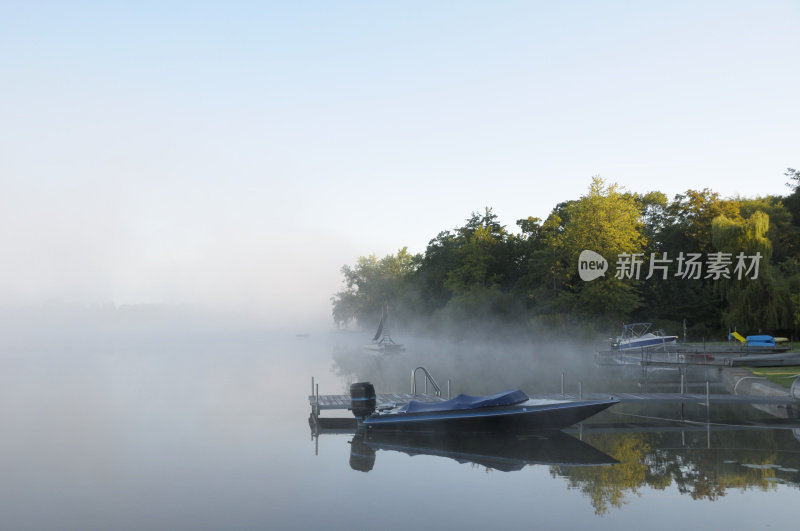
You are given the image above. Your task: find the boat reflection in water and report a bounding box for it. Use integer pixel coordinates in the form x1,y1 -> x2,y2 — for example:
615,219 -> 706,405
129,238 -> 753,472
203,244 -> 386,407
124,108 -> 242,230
348,429 -> 618,472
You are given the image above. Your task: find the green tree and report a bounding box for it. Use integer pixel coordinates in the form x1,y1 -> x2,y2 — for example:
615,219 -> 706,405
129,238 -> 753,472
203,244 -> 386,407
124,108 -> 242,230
444,208 -> 509,293
663,189 -> 742,253
648,190 -> 742,336
739,196 -> 798,263
416,230 -> 459,311
711,211 -> 793,332
635,190 -> 670,249
785,167 -> 800,191
331,247 -> 419,327
558,177 -> 647,323
561,177 -> 645,261
417,208 -> 516,316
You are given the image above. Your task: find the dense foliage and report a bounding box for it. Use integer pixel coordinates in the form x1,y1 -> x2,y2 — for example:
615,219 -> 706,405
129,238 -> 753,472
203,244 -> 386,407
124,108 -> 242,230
332,171 -> 800,340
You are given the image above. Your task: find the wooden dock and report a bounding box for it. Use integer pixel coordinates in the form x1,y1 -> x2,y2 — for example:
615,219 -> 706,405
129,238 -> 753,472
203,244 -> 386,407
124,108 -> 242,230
310,392 -> 445,413
528,392 -> 797,405
596,349 -> 800,368
308,392 -> 445,433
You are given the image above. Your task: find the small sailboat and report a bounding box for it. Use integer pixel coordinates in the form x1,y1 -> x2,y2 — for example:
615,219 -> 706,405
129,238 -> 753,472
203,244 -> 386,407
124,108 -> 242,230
363,305 -> 405,353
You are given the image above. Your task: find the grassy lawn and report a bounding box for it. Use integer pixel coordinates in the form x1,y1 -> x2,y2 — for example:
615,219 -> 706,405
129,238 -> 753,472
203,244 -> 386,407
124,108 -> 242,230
743,366 -> 800,389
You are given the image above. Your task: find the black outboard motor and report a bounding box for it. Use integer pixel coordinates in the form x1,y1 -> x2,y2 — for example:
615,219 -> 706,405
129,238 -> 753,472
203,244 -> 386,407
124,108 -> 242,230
350,382 -> 376,419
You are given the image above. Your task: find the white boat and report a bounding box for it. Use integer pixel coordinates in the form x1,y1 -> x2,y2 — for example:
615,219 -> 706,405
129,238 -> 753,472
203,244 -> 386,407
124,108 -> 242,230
611,323 -> 678,350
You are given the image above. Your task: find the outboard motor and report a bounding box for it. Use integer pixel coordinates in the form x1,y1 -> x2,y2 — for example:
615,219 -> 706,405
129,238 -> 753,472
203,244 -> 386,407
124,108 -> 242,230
350,381 -> 376,419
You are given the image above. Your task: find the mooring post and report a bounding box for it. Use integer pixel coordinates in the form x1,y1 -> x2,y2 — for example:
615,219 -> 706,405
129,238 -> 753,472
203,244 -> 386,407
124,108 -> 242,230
447,379 -> 451,400
561,372 -> 565,398
706,381 -> 710,409
680,373 -> 685,395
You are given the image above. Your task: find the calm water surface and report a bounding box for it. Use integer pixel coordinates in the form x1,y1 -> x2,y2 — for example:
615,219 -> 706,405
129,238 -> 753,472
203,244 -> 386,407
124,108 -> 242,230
1,325 -> 798,530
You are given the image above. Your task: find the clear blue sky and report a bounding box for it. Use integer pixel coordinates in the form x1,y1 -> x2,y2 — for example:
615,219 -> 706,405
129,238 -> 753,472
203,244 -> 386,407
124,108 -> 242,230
1,1 -> 798,326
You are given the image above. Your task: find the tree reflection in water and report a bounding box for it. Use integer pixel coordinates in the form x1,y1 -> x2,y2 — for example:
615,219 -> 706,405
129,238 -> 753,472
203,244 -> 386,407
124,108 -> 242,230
556,428 -> 800,515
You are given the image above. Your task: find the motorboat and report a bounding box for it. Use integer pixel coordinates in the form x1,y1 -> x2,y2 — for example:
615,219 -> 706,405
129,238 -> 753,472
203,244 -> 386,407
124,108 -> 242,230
349,382 -> 618,434
611,322 -> 678,350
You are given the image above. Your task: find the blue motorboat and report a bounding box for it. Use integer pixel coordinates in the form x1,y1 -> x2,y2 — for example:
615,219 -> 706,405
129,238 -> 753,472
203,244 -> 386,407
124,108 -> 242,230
349,383 -> 618,434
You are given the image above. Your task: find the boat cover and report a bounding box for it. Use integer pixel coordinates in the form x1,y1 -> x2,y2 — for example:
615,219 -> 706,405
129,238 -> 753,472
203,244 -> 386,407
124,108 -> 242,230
397,390 -> 529,414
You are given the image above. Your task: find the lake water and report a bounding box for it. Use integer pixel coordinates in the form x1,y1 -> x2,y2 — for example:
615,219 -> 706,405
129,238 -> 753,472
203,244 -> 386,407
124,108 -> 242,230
2,322 -> 799,530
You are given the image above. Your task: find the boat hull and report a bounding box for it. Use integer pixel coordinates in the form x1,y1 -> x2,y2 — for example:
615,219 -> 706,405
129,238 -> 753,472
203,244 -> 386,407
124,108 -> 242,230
615,337 -> 678,350
361,399 -> 618,434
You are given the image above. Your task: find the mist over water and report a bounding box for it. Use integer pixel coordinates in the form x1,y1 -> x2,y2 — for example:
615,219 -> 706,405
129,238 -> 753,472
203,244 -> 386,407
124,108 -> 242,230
1,305 -> 797,530
330,331 -> 600,396
0,310 -> 334,530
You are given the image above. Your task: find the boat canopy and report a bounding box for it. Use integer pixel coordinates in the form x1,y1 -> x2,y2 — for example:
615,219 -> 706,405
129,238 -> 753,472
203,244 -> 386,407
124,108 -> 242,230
397,389 -> 529,414
620,323 -> 654,339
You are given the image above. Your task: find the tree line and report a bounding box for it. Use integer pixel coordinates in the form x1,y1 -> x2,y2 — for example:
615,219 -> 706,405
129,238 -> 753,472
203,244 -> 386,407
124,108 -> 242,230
332,169 -> 800,340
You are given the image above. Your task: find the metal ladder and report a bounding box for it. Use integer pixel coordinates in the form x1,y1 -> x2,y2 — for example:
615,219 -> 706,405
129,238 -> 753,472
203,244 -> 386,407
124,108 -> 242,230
411,366 -> 448,398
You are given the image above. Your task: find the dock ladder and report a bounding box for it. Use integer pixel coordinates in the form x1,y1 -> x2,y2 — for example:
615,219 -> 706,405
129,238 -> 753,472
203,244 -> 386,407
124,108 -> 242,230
412,366 -> 449,398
